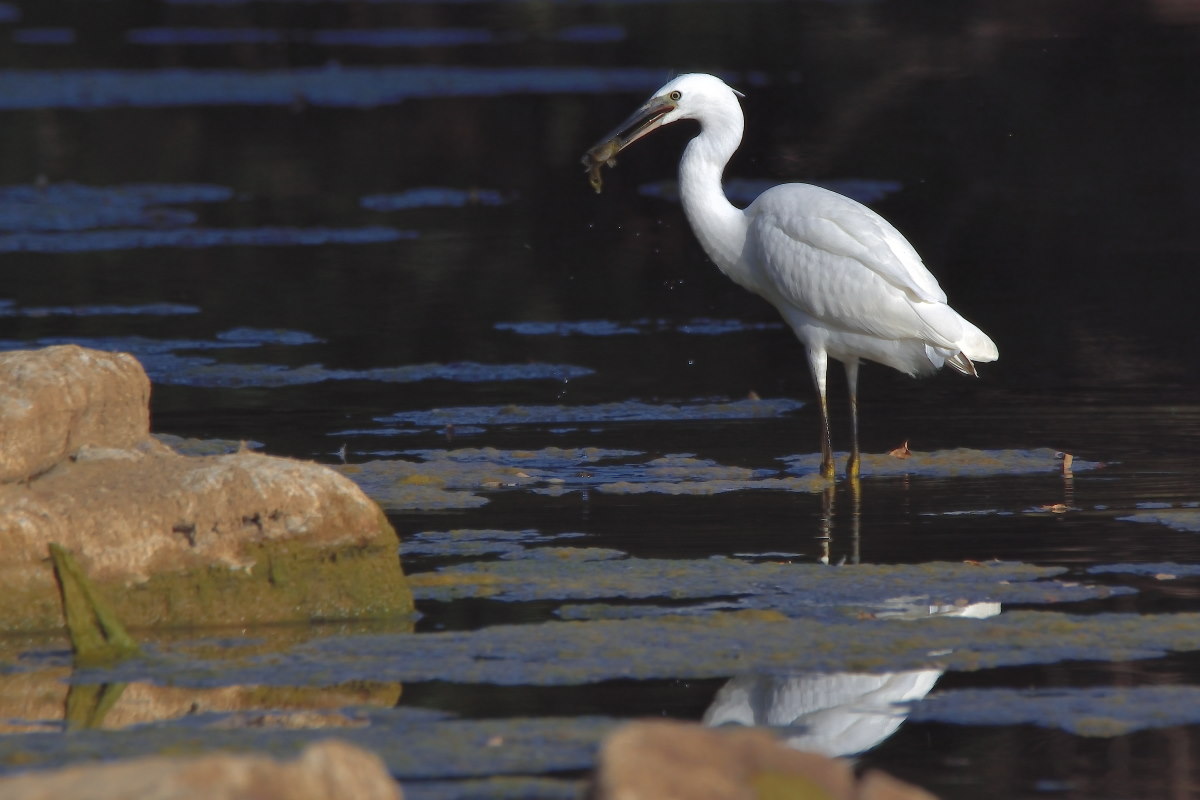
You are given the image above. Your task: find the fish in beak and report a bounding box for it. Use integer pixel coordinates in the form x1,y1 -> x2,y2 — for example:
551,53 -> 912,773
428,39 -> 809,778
581,94 -> 677,193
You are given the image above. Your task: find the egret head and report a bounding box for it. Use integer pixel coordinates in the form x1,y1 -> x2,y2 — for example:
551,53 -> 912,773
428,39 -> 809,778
613,73 -> 741,146
582,73 -> 744,192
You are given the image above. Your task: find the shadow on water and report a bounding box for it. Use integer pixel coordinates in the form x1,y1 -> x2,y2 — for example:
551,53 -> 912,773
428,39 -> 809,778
2,0 -> 1200,798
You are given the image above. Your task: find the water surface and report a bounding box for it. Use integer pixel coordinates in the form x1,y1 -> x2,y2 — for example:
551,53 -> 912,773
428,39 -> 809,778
1,2 -> 1199,798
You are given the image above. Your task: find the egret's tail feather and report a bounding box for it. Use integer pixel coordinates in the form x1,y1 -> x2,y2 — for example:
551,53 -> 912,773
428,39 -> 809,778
944,351 -> 978,377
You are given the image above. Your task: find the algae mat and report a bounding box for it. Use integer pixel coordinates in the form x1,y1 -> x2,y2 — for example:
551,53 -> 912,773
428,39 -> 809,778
64,608 -> 1200,688
407,557 -> 1125,616
334,445 -> 1087,511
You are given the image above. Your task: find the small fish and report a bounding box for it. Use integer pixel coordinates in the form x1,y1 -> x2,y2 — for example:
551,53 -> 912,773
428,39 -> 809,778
582,136 -> 623,194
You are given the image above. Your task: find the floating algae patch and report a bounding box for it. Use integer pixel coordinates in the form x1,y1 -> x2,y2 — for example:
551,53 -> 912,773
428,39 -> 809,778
127,27 -> 506,48
500,546 -> 626,563
402,529 -> 577,558
341,447 -> 826,500
0,181 -> 232,232
359,397 -> 801,435
155,433 -> 264,456
148,359 -> 591,389
1117,509 -> 1200,533
1088,562 -> 1200,578
65,610 -> 1200,690
909,685 -> 1200,736
334,462 -> 490,511
399,447 -> 642,470
494,317 -> 784,337
0,226 -> 409,253
335,448 -> 641,510
361,187 -> 509,210
0,65 -> 673,110
0,334 -> 590,389
587,475 -> 828,496
784,448 -> 1097,478
408,558 -> 1127,615
0,299 -> 199,318
0,710 -> 615,787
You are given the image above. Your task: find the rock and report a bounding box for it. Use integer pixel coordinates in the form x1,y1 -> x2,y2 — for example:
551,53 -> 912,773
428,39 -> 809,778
588,719 -> 937,800
0,345 -> 150,483
0,739 -> 404,800
0,443 -> 413,631
0,346 -> 412,632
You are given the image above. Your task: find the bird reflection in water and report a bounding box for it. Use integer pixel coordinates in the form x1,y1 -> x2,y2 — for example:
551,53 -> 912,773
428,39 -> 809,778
703,602 -> 1001,757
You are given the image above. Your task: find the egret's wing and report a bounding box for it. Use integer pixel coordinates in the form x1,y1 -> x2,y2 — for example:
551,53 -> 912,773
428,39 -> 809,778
751,184 -> 947,305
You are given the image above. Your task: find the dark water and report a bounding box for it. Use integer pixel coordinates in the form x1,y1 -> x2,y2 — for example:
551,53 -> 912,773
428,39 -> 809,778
2,1 -> 1200,798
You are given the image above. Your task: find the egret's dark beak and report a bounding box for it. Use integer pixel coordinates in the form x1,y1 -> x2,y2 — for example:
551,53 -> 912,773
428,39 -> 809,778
598,95 -> 677,152
582,94 -> 677,193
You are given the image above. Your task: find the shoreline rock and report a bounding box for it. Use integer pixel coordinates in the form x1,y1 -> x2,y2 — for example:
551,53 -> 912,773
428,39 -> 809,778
588,719 -> 938,800
0,345 -> 412,633
0,739 -> 404,800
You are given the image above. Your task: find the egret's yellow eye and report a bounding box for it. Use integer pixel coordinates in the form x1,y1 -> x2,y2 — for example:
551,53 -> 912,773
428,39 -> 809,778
669,90 -> 682,101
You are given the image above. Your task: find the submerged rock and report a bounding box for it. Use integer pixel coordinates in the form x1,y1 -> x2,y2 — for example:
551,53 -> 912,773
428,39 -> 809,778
0,345 -> 412,633
0,739 -> 403,800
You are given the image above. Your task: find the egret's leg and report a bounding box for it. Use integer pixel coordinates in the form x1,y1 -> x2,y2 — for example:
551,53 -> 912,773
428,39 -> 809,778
845,359 -> 861,480
807,349 -> 835,479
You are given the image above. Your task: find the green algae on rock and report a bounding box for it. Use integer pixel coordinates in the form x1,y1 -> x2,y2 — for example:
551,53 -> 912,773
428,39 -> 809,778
48,544 -> 140,666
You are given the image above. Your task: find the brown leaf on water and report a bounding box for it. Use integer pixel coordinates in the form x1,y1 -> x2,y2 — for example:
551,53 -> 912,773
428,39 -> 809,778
888,440 -> 911,459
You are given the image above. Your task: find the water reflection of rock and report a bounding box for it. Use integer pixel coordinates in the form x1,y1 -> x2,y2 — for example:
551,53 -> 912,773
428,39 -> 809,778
0,669 -> 401,734
704,601 -> 1000,757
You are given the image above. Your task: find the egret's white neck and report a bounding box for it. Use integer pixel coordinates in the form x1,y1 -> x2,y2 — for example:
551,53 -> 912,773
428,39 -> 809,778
678,114 -> 750,282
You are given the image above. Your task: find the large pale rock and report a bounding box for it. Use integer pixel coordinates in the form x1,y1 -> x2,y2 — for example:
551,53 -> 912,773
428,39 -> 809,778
0,444 -> 412,631
0,345 -> 411,632
588,720 -> 937,800
0,739 -> 404,800
0,345 -> 150,483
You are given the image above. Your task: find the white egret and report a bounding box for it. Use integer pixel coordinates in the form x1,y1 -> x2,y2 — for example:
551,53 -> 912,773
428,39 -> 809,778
583,73 -> 997,479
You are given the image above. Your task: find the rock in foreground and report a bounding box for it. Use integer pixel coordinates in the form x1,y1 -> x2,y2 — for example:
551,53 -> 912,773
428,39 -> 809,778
589,720 -> 937,800
0,739 -> 403,800
0,345 -> 411,632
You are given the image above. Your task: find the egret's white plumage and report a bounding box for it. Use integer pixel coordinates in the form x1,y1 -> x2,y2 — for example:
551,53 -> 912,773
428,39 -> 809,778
585,73 -> 997,478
